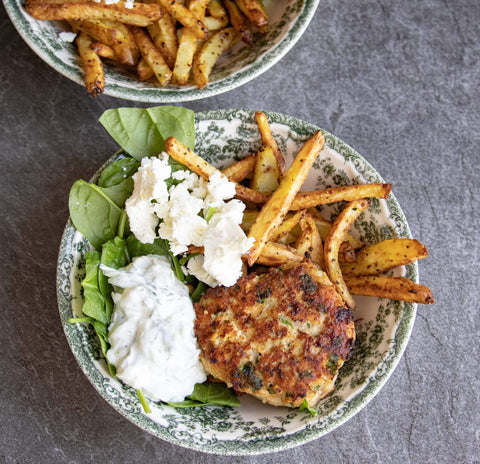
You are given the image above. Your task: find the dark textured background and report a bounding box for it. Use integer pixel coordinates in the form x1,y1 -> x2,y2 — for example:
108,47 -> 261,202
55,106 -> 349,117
1,0 -> 479,462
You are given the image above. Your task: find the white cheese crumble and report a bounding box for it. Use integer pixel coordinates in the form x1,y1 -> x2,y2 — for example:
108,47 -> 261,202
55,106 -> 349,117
102,255 -> 207,403
58,31 -> 77,43
125,154 -> 254,287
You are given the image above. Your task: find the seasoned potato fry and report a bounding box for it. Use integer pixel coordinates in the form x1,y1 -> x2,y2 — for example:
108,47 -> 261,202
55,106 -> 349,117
253,242 -> 303,266
26,1 -> 162,27
250,145 -> 280,193
147,3 -> 178,69
341,238 -> 428,276
203,14 -> 229,31
137,57 -> 154,81
338,241 -> 356,263
345,275 -> 434,304
290,183 -> 392,210
90,41 -> 118,60
247,130 -> 325,266
131,27 -> 172,86
234,0 -> 268,30
270,210 -> 305,242
255,111 -> 286,177
207,0 -> 227,18
223,0 -> 254,46
76,31 -> 104,97
324,199 -> 370,309
221,153 -> 256,182
157,0 -> 208,39
193,27 -> 238,89
295,213 -> 324,267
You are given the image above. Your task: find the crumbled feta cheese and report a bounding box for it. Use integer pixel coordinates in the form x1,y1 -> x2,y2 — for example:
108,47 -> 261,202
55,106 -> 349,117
124,0 -> 134,8
59,31 -> 77,42
125,154 -> 254,287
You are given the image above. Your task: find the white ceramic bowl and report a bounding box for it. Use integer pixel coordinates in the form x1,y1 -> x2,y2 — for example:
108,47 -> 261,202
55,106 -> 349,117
57,109 -> 418,454
4,0 -> 320,101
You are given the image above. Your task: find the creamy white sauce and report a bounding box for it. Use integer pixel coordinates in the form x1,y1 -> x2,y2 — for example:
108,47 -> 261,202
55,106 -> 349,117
101,255 -> 207,403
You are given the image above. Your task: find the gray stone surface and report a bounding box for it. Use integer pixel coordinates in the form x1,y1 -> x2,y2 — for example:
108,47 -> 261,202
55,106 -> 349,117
1,0 -> 479,462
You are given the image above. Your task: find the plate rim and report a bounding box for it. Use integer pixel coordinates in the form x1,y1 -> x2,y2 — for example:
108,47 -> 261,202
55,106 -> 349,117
56,108 -> 418,455
3,0 -> 320,102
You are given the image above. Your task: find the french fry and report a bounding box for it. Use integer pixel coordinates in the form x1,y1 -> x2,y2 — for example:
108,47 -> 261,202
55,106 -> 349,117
270,210 -> 305,242
254,111 -> 286,177
295,213 -> 324,267
90,41 -> 118,60
341,238 -> 428,276
76,31 -> 104,97
344,275 -> 434,304
207,0 -> 227,18
223,0 -> 254,45
253,242 -> 304,266
250,145 -> 280,193
26,1 -> 162,27
234,0 -> 268,30
157,0 -> 208,39
131,27 -> 172,86
247,130 -> 325,266
147,3 -> 178,69
203,14 -> 230,31
324,199 -> 370,309
192,27 -> 238,89
290,183 -> 392,210
69,20 -> 139,65
137,57 -> 154,81
339,241 -> 356,263
221,153 -> 256,182
172,0 -> 209,85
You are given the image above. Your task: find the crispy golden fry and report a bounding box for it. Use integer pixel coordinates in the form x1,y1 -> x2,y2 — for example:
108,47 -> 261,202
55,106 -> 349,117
295,213 -> 324,268
221,153 -> 256,182
345,275 -> 434,304
147,3 -> 178,69
254,111 -> 286,177
247,130 -> 325,266
234,0 -> 267,30
339,241 -> 356,263
270,210 -> 305,242
340,238 -> 428,276
76,31 -> 104,97
193,26 -> 238,89
203,14 -> 229,31
137,57 -> 154,81
290,183 -> 392,210
157,0 -> 208,39
172,0 -> 209,85
324,199 -> 370,310
26,1 -> 162,27
90,41 -> 117,60
69,20 -> 139,65
223,0 -> 254,45
250,145 -> 280,193
253,242 -> 304,266
131,27 -> 172,86
207,0 -> 227,18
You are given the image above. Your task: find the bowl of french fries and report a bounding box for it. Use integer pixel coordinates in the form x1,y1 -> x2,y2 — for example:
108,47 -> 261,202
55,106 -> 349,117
57,108 -> 433,454
5,0 -> 320,100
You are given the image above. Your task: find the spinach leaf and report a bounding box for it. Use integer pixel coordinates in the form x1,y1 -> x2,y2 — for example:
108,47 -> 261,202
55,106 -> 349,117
167,382 -> 240,408
99,237 -> 129,321
126,234 -> 170,259
99,106 -> 195,160
69,179 -> 132,249
298,399 -> 317,416
98,156 -> 140,188
81,251 -> 108,325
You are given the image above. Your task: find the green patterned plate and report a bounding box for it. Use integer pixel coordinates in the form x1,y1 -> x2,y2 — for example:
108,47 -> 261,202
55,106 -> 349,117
57,109 -> 417,455
3,0 -> 319,102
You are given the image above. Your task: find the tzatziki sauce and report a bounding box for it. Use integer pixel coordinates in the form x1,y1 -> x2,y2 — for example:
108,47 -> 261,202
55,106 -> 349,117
101,255 -> 207,403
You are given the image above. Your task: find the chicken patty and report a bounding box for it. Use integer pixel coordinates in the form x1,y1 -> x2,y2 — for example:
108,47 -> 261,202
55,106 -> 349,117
194,261 -> 355,408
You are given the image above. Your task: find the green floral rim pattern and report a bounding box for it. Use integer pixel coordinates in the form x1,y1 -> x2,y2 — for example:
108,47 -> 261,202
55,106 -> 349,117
57,109 -> 417,455
4,0 -> 319,102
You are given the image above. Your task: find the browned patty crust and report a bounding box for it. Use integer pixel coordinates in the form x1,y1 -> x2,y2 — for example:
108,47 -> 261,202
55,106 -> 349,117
194,261 -> 355,408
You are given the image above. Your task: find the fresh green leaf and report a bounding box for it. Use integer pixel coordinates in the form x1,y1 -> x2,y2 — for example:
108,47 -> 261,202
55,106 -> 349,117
69,180 -> 123,249
298,399 -> 317,416
190,281 -> 207,302
101,177 -> 134,208
126,234 -> 170,259
168,382 -> 240,408
99,106 -> 195,160
81,251 -> 108,324
97,155 -> 140,188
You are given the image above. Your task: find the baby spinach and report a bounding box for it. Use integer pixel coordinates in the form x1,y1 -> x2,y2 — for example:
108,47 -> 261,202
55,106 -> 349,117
97,155 -> 140,188
167,382 -> 240,408
99,106 -> 195,160
69,178 -> 133,249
